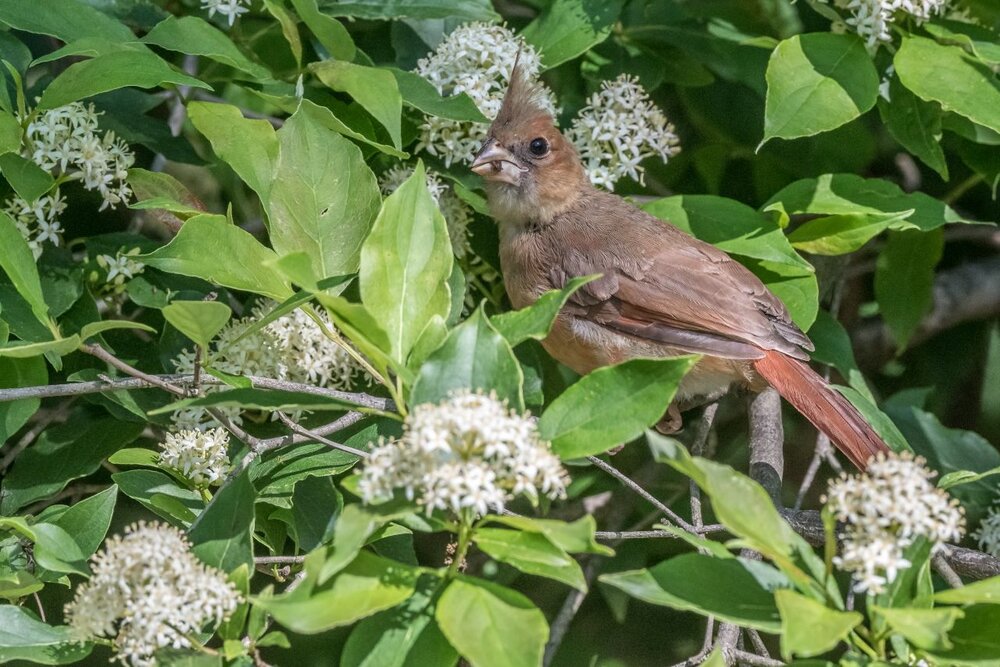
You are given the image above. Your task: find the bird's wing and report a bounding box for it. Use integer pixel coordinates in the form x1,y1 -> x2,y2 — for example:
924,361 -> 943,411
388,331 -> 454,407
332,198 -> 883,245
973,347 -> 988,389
552,208 -> 814,361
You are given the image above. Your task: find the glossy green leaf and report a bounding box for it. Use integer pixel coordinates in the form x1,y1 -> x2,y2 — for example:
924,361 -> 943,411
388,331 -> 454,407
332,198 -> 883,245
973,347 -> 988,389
390,68 -> 486,122
0,109 -> 20,155
312,60 -> 402,149
188,467 -> 256,573
259,551 -> 420,634
295,98 -> 407,158
895,36 -> 1000,135
271,101 -> 382,279
875,228 -> 943,350
490,276 -> 596,348
29,522 -> 88,574
0,355 -> 45,443
762,33 -> 878,145
142,16 -> 270,80
315,0 -> 499,21
188,102 -> 278,200
474,527 -> 586,590
49,485 -> 118,556
879,75 -> 948,179
0,153 -> 55,203
263,0 -> 302,67
0,605 -> 92,664
874,606 -> 962,651
0,335 -> 79,359
38,49 -> 208,109
776,589 -> 861,659
359,161 -> 452,366
935,576 -> 1000,605
807,309 -> 860,379
485,515 -> 613,556
112,469 -> 203,525
0,0 -> 133,42
411,307 -> 523,409
0,213 -> 48,330
787,211 -> 910,255
522,0 -> 625,68
288,0 -> 355,60
601,554 -> 785,632
162,300 -> 232,349
140,214 -> 293,301
435,577 -> 547,667
79,319 -> 156,341
924,605 -> 1000,663
290,475 -> 342,551
539,356 -> 698,459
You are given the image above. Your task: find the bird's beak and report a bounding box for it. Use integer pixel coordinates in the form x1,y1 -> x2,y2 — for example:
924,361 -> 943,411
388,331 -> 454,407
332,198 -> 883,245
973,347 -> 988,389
471,139 -> 526,186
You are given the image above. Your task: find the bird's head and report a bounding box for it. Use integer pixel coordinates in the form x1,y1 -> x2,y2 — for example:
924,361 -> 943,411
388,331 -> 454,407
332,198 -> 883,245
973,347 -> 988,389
471,62 -> 588,226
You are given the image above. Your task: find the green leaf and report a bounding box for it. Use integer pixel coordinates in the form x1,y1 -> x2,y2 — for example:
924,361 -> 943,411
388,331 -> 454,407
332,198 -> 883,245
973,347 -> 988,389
435,577 -> 547,667
836,387 -> 909,453
312,60 -> 402,149
112,469 -> 202,525
0,605 -> 91,664
49,484 -> 117,556
935,576 -> 1000,605
874,228 -> 943,350
924,20 -> 1000,66
762,33 -> 878,145
411,306 -> 523,409
162,300 -> 232,349
294,98 -> 407,158
807,309 -> 859,379
473,527 -> 586,590
341,576 -> 458,667
879,75 -> 948,179
776,589 -> 861,659
79,319 -> 157,341
290,475 -> 342,551
153,388 -> 366,416
142,16 -> 270,80
359,161 -> 452,366
0,0 -> 133,42
37,49 -> 209,109
644,194 -> 813,271
258,551 -> 420,634
600,554 -> 785,632
522,0 -> 625,69
188,102 -> 278,200
924,605 -> 1000,663
490,276 -> 596,347
263,0 -> 303,67
0,335 -> 80,359
270,101 -> 382,279
0,153 -> 55,204
485,515 -> 613,556
765,173 -> 975,231
0,355 -> 45,443
874,606 -> 962,651
188,467 -> 256,573
0,416 -> 141,514
895,36 -> 1000,135
539,356 -> 698,459
315,0 -> 499,21
390,68 -> 486,122
128,168 -> 205,218
0,109 -> 20,155
288,0 -> 355,61
140,214 -> 293,301
29,522 -> 88,575
787,211 -> 910,256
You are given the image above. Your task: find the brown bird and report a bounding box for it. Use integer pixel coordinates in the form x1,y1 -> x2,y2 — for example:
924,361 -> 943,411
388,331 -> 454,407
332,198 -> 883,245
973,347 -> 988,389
470,66 -> 889,470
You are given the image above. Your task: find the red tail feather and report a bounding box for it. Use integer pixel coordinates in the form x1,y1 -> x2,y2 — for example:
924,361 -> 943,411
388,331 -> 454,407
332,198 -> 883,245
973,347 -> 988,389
753,350 -> 889,470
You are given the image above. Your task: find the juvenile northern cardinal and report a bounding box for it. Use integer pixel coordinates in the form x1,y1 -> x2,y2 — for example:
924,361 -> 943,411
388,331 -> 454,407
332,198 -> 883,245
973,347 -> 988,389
470,65 -> 889,470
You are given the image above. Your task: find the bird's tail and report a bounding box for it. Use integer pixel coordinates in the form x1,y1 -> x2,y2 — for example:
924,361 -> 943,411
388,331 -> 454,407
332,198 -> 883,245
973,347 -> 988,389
753,350 -> 889,470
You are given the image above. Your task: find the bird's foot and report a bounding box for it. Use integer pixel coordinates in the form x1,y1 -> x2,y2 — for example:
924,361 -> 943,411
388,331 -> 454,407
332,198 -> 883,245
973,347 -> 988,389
655,403 -> 683,434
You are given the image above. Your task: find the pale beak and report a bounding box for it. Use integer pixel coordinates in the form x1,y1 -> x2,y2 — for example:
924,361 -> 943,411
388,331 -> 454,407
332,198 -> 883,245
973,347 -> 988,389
471,139 -> 526,186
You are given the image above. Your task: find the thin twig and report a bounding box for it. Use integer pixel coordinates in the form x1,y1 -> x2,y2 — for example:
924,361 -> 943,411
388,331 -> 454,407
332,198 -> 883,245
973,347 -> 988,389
587,455 -> 698,533
255,555 -> 306,565
594,528 -> 724,540
933,553 -> 964,589
275,412 -> 369,458
0,399 -> 76,472
82,344 -> 187,396
689,402 -> 719,533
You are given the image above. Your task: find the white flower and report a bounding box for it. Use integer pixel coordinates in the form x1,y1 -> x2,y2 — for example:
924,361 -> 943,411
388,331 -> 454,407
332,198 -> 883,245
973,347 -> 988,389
3,189 -> 67,258
414,22 -> 555,167
158,428 -> 232,488
172,304 -> 369,429
825,452 -> 965,593
358,390 -> 568,518
820,0 -> 950,48
380,165 -> 473,259
201,0 -> 250,26
97,248 -> 145,286
566,75 -> 680,190
64,522 -> 240,667
972,502 -> 1000,557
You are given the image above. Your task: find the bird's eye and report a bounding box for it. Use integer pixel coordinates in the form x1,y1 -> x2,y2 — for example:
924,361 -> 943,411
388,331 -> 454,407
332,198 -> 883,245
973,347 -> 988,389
529,137 -> 549,156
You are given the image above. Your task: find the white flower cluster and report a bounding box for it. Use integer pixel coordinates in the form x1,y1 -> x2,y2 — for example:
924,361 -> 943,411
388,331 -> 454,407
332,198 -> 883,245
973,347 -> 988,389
823,0 -> 950,48
158,427 -> 232,488
414,23 -> 554,167
826,452 -> 965,594
172,304 -> 369,429
567,75 -> 680,190
972,501 -> 1000,557
380,165 -> 472,259
358,390 -> 568,518
6,101 -> 135,256
64,522 -> 239,667
97,248 -> 145,288
201,0 -> 250,26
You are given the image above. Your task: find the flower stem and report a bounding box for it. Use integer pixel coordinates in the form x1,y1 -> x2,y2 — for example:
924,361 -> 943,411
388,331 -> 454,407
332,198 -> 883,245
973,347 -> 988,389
447,516 -> 474,578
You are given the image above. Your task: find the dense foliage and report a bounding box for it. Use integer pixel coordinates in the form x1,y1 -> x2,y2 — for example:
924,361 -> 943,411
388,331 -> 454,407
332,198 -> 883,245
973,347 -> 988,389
0,0 -> 998,665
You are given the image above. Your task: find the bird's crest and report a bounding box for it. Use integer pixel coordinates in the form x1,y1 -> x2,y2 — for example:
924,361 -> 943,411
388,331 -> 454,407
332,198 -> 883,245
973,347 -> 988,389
493,53 -> 553,131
